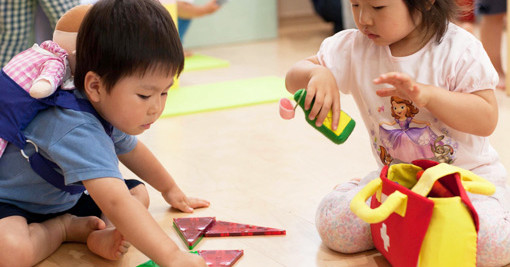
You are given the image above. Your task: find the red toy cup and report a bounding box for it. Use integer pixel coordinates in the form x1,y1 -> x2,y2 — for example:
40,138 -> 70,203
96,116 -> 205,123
279,98 -> 295,120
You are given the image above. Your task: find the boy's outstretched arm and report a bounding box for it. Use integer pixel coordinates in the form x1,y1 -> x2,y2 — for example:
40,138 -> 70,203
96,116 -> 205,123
83,178 -> 207,266
285,55 -> 341,130
118,141 -> 210,212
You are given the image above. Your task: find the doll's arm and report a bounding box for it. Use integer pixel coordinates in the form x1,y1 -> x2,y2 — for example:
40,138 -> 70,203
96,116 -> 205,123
411,118 -> 431,126
118,141 -> 210,212
29,57 -> 67,98
379,121 -> 396,127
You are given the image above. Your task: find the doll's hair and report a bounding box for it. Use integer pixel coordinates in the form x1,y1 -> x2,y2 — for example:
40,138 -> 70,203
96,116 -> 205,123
74,0 -> 184,92
390,96 -> 419,119
403,0 -> 460,43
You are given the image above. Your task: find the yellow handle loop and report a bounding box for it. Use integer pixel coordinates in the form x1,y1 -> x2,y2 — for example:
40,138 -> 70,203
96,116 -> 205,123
350,163 -> 495,224
412,163 -> 495,196
350,178 -> 408,224
459,170 -> 496,195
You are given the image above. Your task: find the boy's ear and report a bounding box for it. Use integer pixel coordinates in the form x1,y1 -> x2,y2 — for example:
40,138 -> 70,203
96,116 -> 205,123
83,71 -> 103,102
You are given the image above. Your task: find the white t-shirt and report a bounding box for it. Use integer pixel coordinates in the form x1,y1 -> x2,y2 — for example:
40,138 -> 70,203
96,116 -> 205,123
317,23 -> 507,185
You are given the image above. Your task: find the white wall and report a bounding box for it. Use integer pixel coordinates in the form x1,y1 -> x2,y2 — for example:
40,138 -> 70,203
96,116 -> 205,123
182,0 -> 278,48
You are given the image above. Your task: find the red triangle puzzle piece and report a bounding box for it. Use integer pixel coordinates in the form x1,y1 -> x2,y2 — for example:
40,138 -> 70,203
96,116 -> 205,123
204,220 -> 286,237
173,217 -> 215,249
195,250 -> 244,267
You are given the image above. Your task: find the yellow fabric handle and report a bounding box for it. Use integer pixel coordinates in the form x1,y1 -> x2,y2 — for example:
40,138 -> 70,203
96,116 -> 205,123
412,163 -> 495,196
350,163 -> 495,224
350,179 -> 408,224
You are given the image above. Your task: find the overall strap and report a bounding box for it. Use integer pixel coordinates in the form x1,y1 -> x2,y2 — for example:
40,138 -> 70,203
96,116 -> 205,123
29,152 -> 86,195
0,70 -> 113,195
30,90 -> 113,195
52,89 -> 113,136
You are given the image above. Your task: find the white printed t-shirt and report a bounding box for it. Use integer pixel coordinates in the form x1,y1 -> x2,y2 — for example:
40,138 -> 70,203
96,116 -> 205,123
317,23 -> 506,185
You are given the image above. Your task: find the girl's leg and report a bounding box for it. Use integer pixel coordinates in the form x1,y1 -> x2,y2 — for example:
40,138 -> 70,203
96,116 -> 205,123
479,13 -> 506,89
471,187 -> 510,267
0,214 -> 105,267
315,171 -> 379,254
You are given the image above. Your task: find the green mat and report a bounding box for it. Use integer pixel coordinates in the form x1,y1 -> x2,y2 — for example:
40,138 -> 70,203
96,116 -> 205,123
183,53 -> 230,72
161,76 -> 290,117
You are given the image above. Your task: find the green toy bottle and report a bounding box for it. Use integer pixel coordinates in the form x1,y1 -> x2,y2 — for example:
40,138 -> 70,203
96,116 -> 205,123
294,89 -> 355,144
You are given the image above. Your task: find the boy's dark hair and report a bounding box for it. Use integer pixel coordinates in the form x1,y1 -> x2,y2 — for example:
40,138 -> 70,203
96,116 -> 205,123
74,0 -> 184,92
404,0 -> 460,44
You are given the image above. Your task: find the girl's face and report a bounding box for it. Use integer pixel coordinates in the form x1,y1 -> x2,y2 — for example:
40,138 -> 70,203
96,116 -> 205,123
392,101 -> 407,118
350,0 -> 424,56
93,71 -> 174,135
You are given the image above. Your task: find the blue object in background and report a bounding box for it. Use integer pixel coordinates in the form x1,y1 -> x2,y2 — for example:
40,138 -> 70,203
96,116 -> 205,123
178,17 -> 192,40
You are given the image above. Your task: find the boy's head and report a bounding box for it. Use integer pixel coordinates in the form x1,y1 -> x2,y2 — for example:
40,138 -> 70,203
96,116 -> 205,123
74,0 -> 184,92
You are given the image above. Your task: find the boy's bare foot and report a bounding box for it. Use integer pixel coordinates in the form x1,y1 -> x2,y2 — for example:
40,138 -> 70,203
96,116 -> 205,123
60,214 -> 106,243
87,228 -> 131,260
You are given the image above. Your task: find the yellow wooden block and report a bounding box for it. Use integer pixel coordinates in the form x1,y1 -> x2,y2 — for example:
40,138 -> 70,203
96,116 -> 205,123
160,2 -> 178,24
159,1 -> 179,89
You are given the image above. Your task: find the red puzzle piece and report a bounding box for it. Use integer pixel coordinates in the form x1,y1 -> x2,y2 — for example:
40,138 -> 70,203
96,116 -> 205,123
173,217 -> 215,249
204,220 -> 286,237
192,250 -> 244,267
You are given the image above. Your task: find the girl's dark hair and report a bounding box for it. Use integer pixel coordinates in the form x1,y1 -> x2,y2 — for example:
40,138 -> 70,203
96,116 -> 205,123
74,0 -> 184,92
404,0 -> 460,43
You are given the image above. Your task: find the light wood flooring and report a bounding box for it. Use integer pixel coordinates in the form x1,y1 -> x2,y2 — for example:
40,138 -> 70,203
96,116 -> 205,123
37,15 -> 510,267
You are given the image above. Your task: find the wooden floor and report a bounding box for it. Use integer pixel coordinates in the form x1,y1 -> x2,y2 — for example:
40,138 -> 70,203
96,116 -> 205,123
37,16 -> 510,267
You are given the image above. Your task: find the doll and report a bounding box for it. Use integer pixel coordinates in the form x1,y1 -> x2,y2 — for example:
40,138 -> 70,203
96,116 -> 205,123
2,4 -> 90,99
0,5 -> 90,158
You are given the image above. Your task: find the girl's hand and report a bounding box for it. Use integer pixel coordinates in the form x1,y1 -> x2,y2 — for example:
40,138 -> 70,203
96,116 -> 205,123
305,67 -> 341,130
162,186 -> 210,213
373,72 -> 430,107
203,0 -> 220,14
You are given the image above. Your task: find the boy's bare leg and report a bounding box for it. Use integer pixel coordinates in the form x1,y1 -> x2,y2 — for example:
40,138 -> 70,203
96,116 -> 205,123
480,14 -> 506,89
0,214 -> 105,267
87,183 -> 149,260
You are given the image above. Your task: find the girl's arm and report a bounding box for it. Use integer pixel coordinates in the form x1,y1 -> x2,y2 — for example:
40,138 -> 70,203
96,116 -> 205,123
374,72 -> 498,136
83,178 -> 206,267
177,0 -> 219,19
118,141 -> 210,212
285,55 -> 342,130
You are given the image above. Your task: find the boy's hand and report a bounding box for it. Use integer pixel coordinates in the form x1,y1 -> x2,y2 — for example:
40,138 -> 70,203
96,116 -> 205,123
373,72 -> 430,107
162,186 -> 210,213
305,67 -> 341,130
165,250 -> 207,267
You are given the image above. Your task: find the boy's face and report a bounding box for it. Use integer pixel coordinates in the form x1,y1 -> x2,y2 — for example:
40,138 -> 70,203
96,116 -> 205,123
94,71 -> 174,135
350,0 -> 423,54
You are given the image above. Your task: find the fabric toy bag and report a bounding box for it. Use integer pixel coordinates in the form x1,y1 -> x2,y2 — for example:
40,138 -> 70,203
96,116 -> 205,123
350,160 -> 495,267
